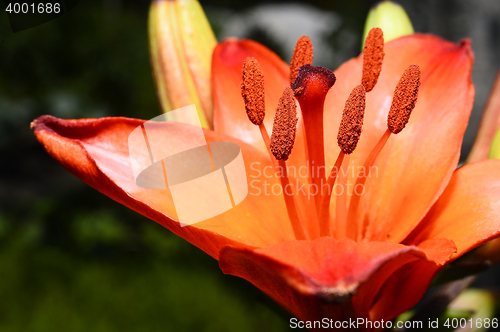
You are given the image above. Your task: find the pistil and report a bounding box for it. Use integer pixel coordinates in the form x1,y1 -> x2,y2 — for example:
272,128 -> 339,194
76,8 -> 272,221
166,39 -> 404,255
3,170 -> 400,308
292,65 -> 336,215
346,64 -> 421,241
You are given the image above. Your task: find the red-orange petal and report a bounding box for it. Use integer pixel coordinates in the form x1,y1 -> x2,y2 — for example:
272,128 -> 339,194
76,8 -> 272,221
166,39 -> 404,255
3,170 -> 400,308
361,238 -> 456,321
212,39 -> 290,153
405,159 -> 500,259
323,34 -> 474,243
219,237 -> 456,323
31,115 -> 296,258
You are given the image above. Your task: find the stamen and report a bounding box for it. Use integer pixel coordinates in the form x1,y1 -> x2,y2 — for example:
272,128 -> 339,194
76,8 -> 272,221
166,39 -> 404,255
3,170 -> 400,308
270,87 -> 298,161
240,57 -> 275,163
346,129 -> 391,241
388,64 -> 421,134
276,159 -> 308,241
346,65 -> 420,241
335,154 -> 349,240
292,64 -> 336,215
318,152 -> 344,237
319,85 -> 366,237
289,36 -> 314,85
241,57 -> 265,125
337,85 -> 366,154
270,87 -> 307,240
361,28 -> 384,92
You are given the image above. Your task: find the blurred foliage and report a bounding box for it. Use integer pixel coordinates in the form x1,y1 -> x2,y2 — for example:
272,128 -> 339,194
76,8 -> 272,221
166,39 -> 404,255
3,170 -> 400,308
0,217 -> 290,331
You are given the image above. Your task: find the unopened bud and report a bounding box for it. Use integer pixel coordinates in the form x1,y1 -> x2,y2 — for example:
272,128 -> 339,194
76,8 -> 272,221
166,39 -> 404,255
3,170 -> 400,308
149,0 -> 216,128
488,127 -> 500,159
362,0 -> 414,50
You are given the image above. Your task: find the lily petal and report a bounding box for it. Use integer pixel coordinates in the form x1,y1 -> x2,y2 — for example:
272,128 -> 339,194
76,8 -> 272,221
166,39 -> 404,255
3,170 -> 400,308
323,34 -> 474,242
364,238 -> 456,321
405,159 -> 500,259
212,39 -> 290,153
32,115 -> 296,258
219,237 -> 455,323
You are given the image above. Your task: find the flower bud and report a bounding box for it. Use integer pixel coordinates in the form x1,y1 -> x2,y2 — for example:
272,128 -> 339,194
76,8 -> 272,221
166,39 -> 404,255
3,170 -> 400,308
448,289 -> 495,324
362,0 -> 414,50
149,0 -> 216,128
488,127 -> 500,159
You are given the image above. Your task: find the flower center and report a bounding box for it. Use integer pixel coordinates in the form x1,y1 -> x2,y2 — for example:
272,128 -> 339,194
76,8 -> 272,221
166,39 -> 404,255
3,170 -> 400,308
239,30 -> 421,242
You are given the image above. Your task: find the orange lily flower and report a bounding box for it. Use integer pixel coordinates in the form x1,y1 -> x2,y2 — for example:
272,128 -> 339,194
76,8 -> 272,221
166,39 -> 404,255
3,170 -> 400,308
32,30 -> 500,329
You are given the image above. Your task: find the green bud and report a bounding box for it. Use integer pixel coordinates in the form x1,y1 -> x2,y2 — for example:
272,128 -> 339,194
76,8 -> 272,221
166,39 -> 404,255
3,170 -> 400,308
362,0 -> 414,49
149,0 -> 216,129
488,127 -> 500,159
448,289 -> 495,332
